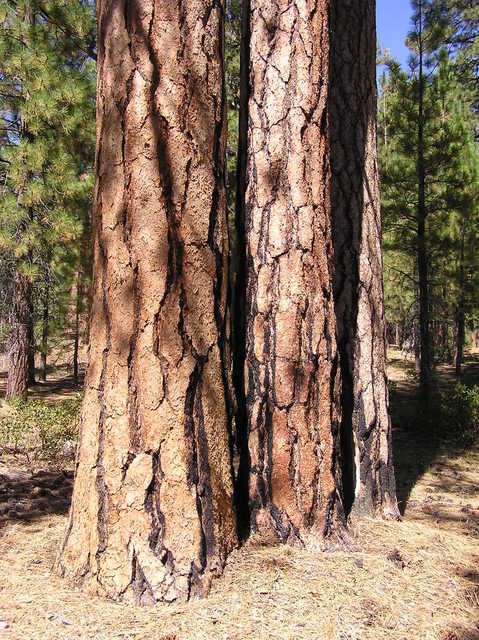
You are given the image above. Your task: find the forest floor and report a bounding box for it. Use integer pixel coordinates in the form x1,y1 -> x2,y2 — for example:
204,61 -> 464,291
0,352 -> 478,639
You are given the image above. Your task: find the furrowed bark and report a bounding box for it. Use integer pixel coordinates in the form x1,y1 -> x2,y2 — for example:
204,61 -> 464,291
56,0 -> 236,604
239,0 -> 344,545
329,0 -> 399,518
5,274 -> 30,400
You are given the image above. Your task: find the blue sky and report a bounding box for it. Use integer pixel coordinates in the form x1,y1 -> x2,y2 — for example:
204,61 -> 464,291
377,0 -> 412,69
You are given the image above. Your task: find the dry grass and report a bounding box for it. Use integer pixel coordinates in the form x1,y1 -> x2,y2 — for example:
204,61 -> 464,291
0,354 -> 478,640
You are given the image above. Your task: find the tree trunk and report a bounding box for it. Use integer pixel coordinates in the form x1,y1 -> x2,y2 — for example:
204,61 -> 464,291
471,328 -> 479,350
41,269 -> 50,382
26,285 -> 35,386
416,0 -> 432,402
73,271 -> 81,387
237,0 -> 344,545
5,275 -> 30,400
56,0 -> 236,604
329,0 -> 399,518
454,219 -> 465,377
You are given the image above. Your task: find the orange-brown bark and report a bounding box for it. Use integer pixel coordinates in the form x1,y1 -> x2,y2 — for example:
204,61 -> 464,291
56,0 -> 236,603
329,0 -> 399,518
237,0 -> 344,544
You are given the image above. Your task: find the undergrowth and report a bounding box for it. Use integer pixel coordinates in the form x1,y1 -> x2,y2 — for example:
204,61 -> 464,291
0,396 -> 81,465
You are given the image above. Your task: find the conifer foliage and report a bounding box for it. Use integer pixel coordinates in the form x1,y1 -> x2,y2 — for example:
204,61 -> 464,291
0,0 -> 95,396
379,0 -> 479,382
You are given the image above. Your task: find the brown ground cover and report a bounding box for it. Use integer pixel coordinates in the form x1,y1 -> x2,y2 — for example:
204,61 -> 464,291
0,352 -> 477,639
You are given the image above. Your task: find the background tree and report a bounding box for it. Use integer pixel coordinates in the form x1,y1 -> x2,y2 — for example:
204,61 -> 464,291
380,4 -> 478,383
235,0 -> 345,544
329,0 -> 399,518
0,0 -> 95,397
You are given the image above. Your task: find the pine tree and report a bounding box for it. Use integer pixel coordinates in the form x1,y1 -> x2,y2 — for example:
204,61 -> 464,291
0,0 -> 95,397
379,15 -> 479,381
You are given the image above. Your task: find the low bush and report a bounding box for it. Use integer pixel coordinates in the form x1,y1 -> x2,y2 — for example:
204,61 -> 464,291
437,382 -> 479,445
0,395 -> 81,465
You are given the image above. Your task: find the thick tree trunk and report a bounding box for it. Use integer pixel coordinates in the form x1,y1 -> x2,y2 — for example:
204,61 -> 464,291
5,275 -> 30,400
237,0 -> 344,545
56,0 -> 236,604
329,0 -> 399,518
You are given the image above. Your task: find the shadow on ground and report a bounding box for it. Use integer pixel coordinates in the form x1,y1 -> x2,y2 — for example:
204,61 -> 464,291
0,468 -> 73,527
0,365 -> 85,404
390,349 -> 479,516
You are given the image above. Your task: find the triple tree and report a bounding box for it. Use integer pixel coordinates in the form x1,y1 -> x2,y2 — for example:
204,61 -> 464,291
57,0 -> 398,603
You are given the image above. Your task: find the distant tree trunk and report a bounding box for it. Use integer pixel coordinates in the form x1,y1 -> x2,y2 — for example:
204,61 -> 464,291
416,0 -> 432,401
26,285 -> 35,386
329,0 -> 399,518
471,327 -> 479,349
454,219 -> 466,377
5,275 -> 30,400
41,268 -> 50,382
413,317 -> 421,373
73,271 -> 81,387
236,0 -> 344,545
56,0 -> 236,603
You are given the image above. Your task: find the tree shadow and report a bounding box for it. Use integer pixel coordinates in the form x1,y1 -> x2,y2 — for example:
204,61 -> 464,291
0,469 -> 73,527
391,352 -> 479,515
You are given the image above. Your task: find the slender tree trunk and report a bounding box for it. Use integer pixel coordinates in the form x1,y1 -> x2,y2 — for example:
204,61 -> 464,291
329,0 -> 399,518
56,0 -> 236,603
73,271 -> 82,387
414,322 -> 421,374
5,275 -> 30,400
236,0 -> 344,545
454,220 -> 466,377
41,268 -> 50,382
416,0 -> 432,402
26,284 -> 35,385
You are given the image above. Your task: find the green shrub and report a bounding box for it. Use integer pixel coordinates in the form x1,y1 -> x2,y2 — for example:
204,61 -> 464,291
0,395 -> 81,465
438,382 -> 479,445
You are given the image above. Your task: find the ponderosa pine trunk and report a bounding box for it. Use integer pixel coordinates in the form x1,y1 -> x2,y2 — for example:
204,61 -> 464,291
56,0 -> 237,603
5,275 -> 30,399
329,0 -> 399,518
236,0 -> 344,545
